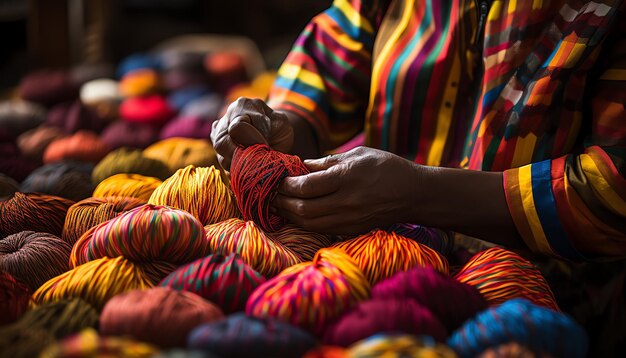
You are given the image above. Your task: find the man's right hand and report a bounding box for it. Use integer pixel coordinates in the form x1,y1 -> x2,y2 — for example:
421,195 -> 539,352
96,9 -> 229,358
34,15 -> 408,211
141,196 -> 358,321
210,97 -> 294,170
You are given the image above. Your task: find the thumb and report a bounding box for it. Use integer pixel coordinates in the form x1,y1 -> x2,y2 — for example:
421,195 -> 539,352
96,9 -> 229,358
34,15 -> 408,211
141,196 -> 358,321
228,115 -> 269,147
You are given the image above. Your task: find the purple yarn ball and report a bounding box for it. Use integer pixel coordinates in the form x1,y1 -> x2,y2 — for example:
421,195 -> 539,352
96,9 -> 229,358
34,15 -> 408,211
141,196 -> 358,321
0,142 -> 38,182
46,100 -> 107,134
323,298 -> 447,347
100,121 -> 160,150
160,116 -> 213,140
372,267 -> 487,331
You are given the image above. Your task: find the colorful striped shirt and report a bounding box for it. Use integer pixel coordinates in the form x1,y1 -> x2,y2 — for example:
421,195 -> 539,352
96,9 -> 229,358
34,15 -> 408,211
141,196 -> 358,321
268,0 -> 626,261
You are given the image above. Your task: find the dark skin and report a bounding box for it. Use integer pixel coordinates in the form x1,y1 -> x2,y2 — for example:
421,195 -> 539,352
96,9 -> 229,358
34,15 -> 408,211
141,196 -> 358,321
212,97 -> 524,249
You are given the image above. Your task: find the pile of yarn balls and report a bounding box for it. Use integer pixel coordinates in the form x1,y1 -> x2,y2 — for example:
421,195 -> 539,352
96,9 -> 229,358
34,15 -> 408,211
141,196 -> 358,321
0,50 -> 589,358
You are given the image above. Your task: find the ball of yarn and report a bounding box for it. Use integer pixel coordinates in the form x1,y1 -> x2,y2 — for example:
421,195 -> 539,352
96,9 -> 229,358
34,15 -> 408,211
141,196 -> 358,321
33,256 -> 153,310
117,53 -> 161,78
19,70 -> 79,106
180,94 -> 223,120
348,334 -> 457,358
0,174 -> 19,201
100,120 -> 161,150
204,51 -> 248,93
454,247 -> 559,310
371,267 -> 487,331
62,196 -> 146,245
120,95 -> 175,125
160,116 -> 213,139
231,144 -> 309,232
120,69 -> 161,97
188,313 -> 317,358
323,299 -> 447,347
477,342 -> 550,358
333,230 -> 450,284
168,86 -> 210,111
270,224 -> 333,261
92,148 -> 172,184
45,100 -> 106,134
0,231 -> 72,291
0,328 -> 56,358
43,130 -> 110,164
159,253 -> 265,314
143,138 -> 219,172
0,100 -> 46,141
303,346 -> 349,358
148,165 -> 238,225
80,79 -> 121,105
71,204 -> 209,273
0,142 -> 39,182
160,51 -> 206,73
246,248 -> 371,334
101,287 -> 224,348
0,192 -> 74,237
204,218 -> 301,277
0,271 -> 30,325
447,298 -> 587,358
93,174 -> 162,200
40,328 -> 159,358
17,126 -> 66,161
21,161 -> 94,201
387,223 -> 454,256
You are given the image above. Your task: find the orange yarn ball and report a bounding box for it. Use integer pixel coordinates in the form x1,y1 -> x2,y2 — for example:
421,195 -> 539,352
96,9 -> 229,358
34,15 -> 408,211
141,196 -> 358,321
43,131 -> 110,164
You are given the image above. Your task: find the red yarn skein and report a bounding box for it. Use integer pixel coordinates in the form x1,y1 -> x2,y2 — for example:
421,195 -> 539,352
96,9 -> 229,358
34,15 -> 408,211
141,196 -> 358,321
0,271 -> 30,325
231,144 -> 309,232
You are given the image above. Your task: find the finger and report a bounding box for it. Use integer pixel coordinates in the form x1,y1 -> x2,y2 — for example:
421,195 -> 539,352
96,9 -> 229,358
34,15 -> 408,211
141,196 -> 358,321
216,153 -> 231,172
277,169 -> 341,198
272,193 -> 338,219
229,115 -> 269,147
303,154 -> 343,172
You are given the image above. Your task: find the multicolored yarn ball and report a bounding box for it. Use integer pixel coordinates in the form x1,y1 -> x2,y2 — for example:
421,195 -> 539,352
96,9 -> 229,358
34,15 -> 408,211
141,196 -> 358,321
92,174 -> 162,200
387,223 -> 455,256
180,94 -> 223,120
40,328 -> 159,358
45,100 -> 106,134
119,69 -> 161,97
0,142 -> 38,182
187,313 -> 317,358
454,247 -> 559,310
167,86 -> 210,111
33,256 -> 153,310
120,95 -> 175,125
348,334 -> 457,358
204,218 -> 301,277
148,165 -> 238,225
43,130 -> 110,164
0,100 -> 46,140
0,231 -> 72,291
71,205 -> 209,281
100,120 -> 160,150
143,138 -> 219,172
62,196 -> 146,245
19,70 -> 79,106
270,224 -> 333,261
323,298 -> 447,347
0,174 -> 19,201
372,267 -> 487,331
0,271 -> 30,325
17,125 -> 66,161
0,192 -> 74,237
333,230 -> 450,284
477,342 -> 550,358
159,116 -> 213,139
101,287 -> 224,348
1,298 -> 98,339
21,161 -> 94,201
447,298 -> 587,358
231,144 -> 309,232
246,248 -> 371,334
159,253 -> 265,314
92,147 -> 172,184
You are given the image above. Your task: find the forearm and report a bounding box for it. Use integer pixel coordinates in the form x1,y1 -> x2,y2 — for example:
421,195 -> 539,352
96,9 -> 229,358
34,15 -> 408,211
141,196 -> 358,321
282,111 -> 320,160
411,164 -> 524,249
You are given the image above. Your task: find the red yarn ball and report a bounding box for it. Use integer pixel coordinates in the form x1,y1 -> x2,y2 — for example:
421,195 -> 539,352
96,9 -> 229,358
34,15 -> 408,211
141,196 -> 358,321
119,95 -> 175,125
0,271 -> 30,325
231,144 -> 309,232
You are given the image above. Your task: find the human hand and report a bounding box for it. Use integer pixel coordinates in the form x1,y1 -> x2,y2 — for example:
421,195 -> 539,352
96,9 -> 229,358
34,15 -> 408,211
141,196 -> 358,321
210,97 -> 294,170
272,147 -> 420,235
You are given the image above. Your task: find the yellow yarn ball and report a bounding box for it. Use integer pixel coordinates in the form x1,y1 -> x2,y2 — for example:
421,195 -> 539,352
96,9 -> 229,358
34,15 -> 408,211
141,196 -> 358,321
93,174 -> 162,201
143,138 -> 219,172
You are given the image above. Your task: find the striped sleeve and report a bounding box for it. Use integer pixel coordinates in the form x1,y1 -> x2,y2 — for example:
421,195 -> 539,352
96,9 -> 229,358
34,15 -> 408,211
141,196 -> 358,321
503,26 -> 626,261
267,0 -> 390,150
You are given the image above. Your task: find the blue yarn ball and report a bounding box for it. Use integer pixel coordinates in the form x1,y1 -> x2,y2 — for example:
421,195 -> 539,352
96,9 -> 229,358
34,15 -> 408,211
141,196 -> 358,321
447,298 -> 588,358
117,53 -> 161,78
187,313 -> 317,358
167,86 -> 210,111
